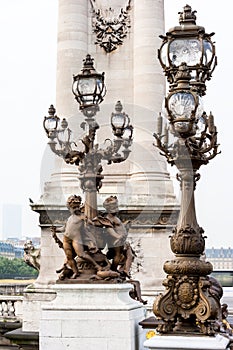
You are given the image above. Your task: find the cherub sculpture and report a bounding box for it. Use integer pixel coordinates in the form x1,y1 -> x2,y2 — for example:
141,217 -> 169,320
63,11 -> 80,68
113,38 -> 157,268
51,195 -> 103,279
50,194 -> 147,303
92,196 -> 133,277
51,195 -> 134,280
56,195 -> 135,281
23,240 -> 40,271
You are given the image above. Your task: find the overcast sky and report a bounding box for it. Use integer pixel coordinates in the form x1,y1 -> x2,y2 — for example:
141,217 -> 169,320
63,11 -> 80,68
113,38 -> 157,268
0,1 -> 232,248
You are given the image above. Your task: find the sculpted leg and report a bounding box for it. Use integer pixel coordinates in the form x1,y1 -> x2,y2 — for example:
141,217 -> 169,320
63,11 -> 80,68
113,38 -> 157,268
111,246 -> 122,271
63,237 -> 80,278
72,241 -> 103,271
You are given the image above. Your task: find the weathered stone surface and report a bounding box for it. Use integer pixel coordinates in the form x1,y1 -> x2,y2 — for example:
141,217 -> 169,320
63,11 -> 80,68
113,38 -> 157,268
40,284 -> 145,350
144,334 -> 230,350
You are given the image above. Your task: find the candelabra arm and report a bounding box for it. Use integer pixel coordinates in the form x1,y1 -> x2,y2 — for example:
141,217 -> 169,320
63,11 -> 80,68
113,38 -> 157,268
47,139 -> 61,156
153,132 -> 174,164
199,132 -> 220,158
99,135 -> 133,164
47,138 -> 75,159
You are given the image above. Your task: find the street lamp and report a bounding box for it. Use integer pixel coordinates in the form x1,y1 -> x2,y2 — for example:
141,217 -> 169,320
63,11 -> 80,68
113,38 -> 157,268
43,106 -> 73,157
164,62 -> 201,137
72,54 -> 106,118
158,4 -> 217,96
43,54 -> 133,220
153,5 -> 223,335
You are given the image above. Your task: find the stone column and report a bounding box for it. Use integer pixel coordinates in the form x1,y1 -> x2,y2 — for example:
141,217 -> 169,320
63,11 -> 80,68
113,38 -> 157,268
129,0 -> 175,210
29,1 -> 179,321
85,0 -> 177,214
24,4 -> 92,334
40,0 -> 90,207
56,0 -> 89,117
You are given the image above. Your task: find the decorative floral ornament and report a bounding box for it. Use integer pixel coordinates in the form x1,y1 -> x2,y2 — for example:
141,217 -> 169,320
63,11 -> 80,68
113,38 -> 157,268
90,0 -> 131,53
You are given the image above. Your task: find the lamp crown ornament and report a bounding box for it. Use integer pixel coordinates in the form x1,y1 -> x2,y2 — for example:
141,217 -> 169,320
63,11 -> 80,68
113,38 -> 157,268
115,100 -> 123,113
60,118 -> 68,129
48,104 -> 56,116
82,53 -> 95,71
178,4 -> 196,25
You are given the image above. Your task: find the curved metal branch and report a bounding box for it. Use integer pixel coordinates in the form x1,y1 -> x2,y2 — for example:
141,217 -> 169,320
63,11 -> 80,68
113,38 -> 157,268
153,132 -> 174,163
205,145 -> 221,161
47,140 -> 66,158
199,132 -> 218,155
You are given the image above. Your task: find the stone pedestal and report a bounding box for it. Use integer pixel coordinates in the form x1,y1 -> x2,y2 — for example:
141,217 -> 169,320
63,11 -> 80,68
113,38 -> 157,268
22,208 -> 65,333
143,334 -> 230,350
22,286 -> 56,333
40,283 -> 145,350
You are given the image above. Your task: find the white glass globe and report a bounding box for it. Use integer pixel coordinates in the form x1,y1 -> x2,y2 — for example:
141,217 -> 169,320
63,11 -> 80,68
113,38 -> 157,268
169,39 -> 202,66
168,92 -> 195,120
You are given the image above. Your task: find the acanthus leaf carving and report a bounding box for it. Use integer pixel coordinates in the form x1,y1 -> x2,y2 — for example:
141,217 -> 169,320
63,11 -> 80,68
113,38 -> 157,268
170,225 -> 205,255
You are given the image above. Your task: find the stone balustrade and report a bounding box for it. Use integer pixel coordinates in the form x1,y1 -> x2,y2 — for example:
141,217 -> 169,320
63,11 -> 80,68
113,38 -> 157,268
0,296 -> 23,322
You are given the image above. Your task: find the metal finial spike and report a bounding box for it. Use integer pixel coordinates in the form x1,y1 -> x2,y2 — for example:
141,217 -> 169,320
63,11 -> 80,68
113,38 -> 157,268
61,118 -> 68,129
48,104 -> 56,116
83,54 -> 94,68
115,101 -> 123,113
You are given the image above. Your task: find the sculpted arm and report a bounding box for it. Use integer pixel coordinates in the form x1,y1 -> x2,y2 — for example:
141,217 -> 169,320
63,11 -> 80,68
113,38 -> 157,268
53,224 -> 66,233
50,224 -> 66,249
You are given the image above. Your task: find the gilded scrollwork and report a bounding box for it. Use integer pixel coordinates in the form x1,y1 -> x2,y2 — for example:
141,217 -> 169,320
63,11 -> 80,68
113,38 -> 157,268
153,276 -> 177,321
154,272 -> 225,335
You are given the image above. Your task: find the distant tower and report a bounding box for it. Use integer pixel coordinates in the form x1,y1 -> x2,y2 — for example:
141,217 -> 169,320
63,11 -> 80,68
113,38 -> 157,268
32,0 -> 179,297
2,204 -> 22,240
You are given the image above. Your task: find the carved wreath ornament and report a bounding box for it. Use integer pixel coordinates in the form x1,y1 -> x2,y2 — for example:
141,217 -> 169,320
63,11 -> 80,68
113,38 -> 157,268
90,0 -> 131,53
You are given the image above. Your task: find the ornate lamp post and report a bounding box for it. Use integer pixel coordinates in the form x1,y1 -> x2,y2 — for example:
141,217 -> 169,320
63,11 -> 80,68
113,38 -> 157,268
43,54 -> 133,220
153,5 -> 222,335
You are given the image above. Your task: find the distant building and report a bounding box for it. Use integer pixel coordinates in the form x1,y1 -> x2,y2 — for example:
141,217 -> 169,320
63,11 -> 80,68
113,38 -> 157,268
2,204 -> 22,240
0,241 -> 15,259
0,237 -> 41,259
206,247 -> 233,270
14,246 -> 24,258
8,237 -> 40,247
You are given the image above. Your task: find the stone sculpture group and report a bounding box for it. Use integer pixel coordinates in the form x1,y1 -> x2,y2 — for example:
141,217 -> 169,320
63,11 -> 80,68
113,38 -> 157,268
51,195 -> 135,282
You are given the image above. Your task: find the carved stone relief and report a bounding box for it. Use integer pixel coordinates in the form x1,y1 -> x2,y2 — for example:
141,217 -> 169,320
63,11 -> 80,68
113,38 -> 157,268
90,0 -> 131,53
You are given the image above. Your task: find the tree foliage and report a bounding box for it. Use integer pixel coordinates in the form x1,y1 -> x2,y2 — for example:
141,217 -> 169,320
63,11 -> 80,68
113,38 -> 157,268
0,256 -> 38,279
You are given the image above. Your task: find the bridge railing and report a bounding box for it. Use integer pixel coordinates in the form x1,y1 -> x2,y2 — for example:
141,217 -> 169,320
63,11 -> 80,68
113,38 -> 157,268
0,295 -> 23,322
